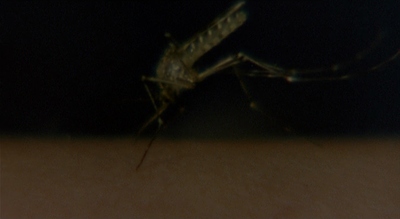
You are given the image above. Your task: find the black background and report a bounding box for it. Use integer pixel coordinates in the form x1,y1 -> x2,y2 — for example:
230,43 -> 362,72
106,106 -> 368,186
1,1 -> 399,138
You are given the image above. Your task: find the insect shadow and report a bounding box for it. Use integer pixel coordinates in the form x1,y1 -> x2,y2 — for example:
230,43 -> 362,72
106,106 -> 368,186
134,1 -> 400,170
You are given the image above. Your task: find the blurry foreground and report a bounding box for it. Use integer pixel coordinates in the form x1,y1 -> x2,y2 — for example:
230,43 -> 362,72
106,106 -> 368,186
1,136 -> 399,218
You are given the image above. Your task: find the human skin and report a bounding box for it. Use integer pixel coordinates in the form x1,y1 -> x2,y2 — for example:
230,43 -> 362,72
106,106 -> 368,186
1,136 -> 399,218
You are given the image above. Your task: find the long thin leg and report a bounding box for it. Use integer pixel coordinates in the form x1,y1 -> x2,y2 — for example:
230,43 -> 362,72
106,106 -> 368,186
139,74 -> 195,135
198,31 -> 398,82
201,58 -> 295,132
240,50 -> 400,82
196,29 -> 397,83
198,55 -> 242,81
142,75 -> 194,89
136,76 -> 170,136
135,55 -> 247,170
135,79 -> 170,170
198,44 -> 399,83
240,32 -> 398,81
233,67 -> 259,111
234,67 -> 326,148
142,79 -> 158,112
138,74 -> 196,137
197,52 -> 296,82
234,67 -> 294,132
136,103 -> 169,137
137,73 -> 194,170
196,47 -> 399,136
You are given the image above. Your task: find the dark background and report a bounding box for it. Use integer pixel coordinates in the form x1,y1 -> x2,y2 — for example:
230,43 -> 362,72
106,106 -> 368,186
1,1 -> 399,138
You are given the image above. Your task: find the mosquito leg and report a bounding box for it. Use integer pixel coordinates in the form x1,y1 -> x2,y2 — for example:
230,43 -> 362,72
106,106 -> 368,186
198,55 -> 243,81
142,75 -> 194,89
134,78 -> 169,166
368,49 -> 400,71
138,75 -> 190,136
233,67 -> 259,111
241,49 -> 395,81
138,75 -> 195,134
233,32 -> 392,81
234,67 -> 295,133
234,66 -> 327,144
198,55 -> 294,131
238,48 -> 400,82
142,79 -> 158,112
140,76 -> 168,130
134,102 -> 170,170
136,102 -> 169,137
198,52 -> 288,82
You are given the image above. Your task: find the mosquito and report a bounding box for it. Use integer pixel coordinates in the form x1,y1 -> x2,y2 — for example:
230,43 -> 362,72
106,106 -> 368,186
136,1 -> 399,169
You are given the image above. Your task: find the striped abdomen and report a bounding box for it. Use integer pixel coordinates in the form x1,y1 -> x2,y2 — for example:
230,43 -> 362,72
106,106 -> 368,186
179,2 -> 247,68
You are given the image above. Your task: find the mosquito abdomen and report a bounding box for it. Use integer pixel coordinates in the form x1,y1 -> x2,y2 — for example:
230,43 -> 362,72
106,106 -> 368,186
180,2 -> 247,67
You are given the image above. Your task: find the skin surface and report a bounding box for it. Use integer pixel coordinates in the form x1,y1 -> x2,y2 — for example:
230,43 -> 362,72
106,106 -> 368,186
1,136 -> 399,218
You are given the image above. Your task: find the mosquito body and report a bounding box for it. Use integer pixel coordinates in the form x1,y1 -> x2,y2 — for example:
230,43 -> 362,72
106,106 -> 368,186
140,2 -> 247,133
136,1 -> 399,169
